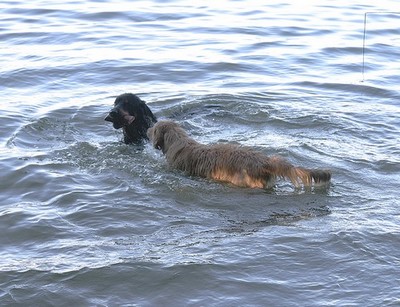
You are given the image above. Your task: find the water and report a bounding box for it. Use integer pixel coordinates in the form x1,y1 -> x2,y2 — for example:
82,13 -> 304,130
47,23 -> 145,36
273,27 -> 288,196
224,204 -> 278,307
1,1 -> 400,305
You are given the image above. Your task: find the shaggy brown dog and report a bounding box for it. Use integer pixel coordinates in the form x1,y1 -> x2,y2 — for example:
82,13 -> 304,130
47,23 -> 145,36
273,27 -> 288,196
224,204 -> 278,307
147,120 -> 331,189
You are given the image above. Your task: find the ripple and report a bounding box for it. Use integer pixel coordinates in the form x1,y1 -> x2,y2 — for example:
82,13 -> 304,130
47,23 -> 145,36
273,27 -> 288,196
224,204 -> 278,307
1,1 -> 400,305
291,81 -> 400,98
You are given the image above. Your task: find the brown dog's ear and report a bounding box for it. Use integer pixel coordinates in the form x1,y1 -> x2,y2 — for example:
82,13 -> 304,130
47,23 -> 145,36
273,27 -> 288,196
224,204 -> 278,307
152,126 -> 164,151
154,138 -> 164,151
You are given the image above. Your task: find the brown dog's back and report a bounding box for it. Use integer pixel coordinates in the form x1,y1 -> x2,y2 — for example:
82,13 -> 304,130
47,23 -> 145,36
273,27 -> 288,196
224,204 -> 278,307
147,120 -> 331,189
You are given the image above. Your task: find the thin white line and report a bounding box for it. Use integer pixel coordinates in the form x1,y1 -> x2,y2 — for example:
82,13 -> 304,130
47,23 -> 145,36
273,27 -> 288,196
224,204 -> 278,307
362,11 -> 400,82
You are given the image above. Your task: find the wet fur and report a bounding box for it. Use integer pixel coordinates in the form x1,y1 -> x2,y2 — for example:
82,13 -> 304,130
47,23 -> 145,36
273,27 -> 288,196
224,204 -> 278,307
147,120 -> 331,189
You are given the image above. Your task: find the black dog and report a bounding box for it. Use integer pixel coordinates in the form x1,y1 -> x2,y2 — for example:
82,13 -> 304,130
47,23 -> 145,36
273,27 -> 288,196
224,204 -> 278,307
105,93 -> 157,144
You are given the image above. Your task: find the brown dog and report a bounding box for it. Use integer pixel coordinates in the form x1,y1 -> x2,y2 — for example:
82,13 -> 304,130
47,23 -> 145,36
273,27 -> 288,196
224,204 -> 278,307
147,120 -> 331,189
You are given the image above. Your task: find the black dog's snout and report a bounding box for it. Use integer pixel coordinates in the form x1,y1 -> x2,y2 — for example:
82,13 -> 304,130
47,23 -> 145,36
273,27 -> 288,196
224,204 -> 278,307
105,109 -> 118,122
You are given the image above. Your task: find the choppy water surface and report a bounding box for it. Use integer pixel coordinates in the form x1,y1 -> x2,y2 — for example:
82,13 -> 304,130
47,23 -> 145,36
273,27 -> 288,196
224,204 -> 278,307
1,1 -> 400,305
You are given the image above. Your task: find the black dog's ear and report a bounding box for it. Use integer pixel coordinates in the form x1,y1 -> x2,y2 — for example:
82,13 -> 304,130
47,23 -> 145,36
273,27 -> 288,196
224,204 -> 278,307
128,96 -> 157,124
141,102 -> 157,123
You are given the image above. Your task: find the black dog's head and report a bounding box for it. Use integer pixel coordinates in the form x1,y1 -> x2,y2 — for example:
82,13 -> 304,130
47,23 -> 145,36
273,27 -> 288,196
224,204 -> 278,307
105,93 -> 157,144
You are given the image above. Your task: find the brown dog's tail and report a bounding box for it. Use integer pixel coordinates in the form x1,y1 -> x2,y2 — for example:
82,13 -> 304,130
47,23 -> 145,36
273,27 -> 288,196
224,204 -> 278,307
268,156 -> 331,188
291,167 -> 331,188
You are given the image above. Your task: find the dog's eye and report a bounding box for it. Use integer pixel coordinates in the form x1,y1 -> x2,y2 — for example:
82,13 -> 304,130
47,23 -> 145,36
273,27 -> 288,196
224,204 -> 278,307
109,110 -> 118,117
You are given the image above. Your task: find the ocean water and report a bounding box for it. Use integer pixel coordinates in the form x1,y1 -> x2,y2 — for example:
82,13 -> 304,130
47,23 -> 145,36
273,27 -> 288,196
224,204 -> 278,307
1,0 -> 400,306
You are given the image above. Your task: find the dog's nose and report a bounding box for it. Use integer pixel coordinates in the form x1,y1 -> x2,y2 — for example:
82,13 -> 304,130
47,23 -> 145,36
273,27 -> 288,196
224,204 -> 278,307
105,110 -> 118,122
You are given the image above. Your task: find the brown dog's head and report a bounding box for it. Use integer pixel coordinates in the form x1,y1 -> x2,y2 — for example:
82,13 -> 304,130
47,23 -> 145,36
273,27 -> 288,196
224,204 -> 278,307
147,120 -> 188,154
